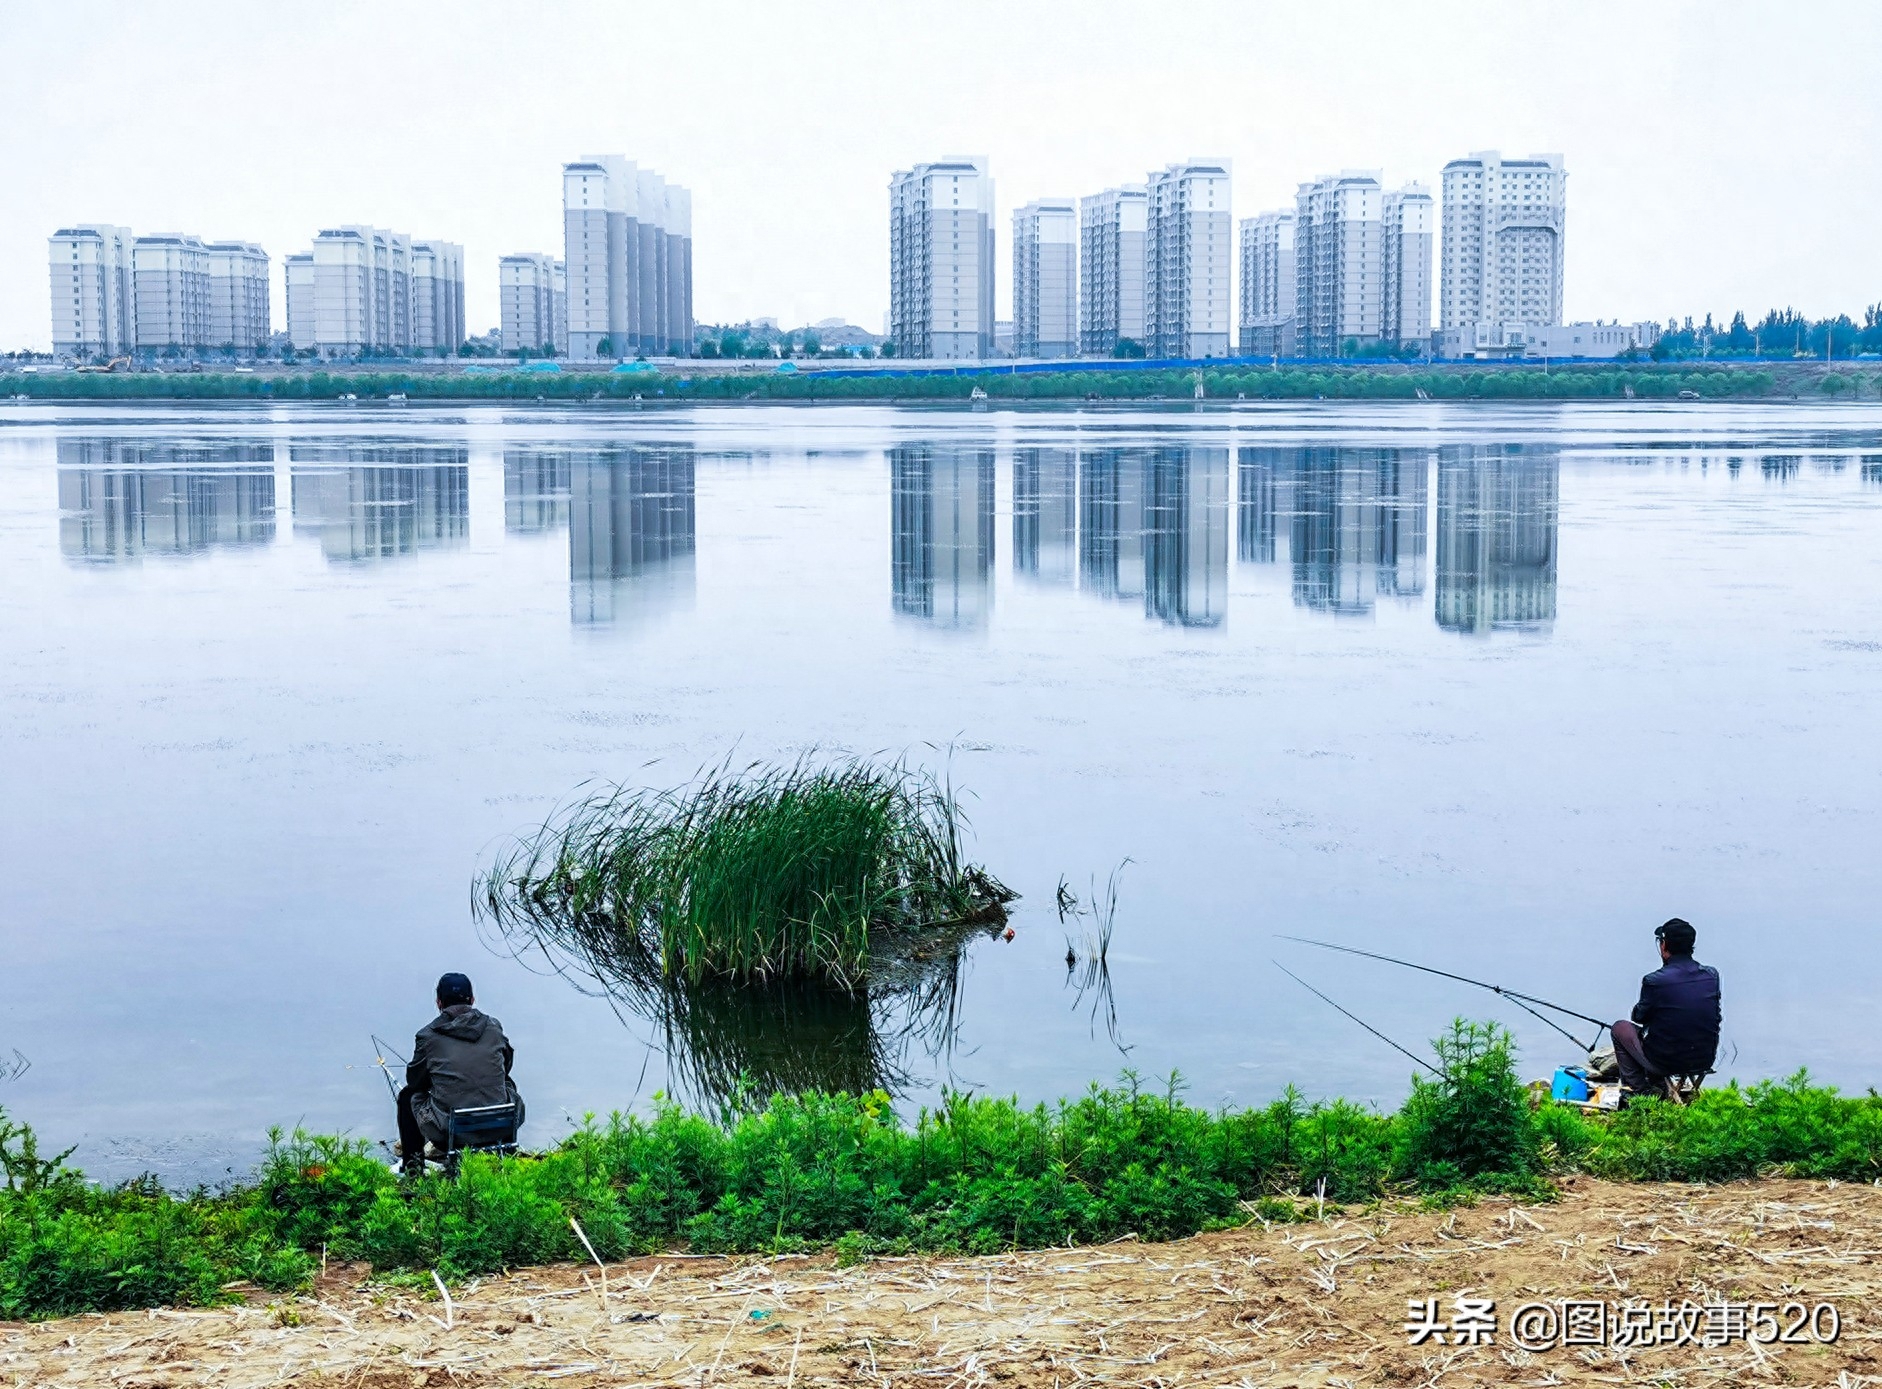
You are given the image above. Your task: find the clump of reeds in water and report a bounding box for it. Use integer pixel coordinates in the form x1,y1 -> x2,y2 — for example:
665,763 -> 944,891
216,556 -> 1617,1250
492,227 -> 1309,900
477,756 -> 1015,989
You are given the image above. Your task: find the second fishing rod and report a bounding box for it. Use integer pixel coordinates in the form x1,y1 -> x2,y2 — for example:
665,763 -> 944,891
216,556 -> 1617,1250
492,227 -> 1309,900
1276,934 -> 1610,1053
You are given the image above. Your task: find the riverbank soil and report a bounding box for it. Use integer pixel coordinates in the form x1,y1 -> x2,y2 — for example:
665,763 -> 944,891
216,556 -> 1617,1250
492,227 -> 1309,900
7,1178 -> 1880,1387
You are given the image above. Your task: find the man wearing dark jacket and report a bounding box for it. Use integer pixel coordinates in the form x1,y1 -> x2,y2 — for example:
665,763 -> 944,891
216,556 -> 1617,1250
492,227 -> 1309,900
396,972 -> 524,1177
1611,919 -> 1721,1098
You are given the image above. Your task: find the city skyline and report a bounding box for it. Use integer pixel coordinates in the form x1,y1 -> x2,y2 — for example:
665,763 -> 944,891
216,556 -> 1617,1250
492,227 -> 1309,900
4,1 -> 1879,350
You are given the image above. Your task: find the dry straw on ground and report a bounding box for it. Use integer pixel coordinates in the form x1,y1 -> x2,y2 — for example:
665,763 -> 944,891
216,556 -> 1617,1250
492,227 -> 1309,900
8,1178 -> 1882,1388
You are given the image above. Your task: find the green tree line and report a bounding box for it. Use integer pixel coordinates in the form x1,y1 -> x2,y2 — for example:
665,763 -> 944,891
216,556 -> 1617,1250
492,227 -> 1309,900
1651,306 -> 1882,361
0,366 -> 1809,404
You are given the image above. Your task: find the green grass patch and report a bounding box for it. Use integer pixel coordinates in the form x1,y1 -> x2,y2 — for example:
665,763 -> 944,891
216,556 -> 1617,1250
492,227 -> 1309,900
476,757 -> 1013,987
7,1024 -> 1882,1319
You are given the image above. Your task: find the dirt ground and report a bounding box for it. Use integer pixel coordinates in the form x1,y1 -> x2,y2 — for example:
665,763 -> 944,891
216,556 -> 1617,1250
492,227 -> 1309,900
7,1178 -> 1882,1388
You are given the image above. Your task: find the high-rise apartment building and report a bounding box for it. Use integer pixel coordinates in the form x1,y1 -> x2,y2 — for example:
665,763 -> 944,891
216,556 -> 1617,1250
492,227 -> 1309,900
1011,200 -> 1077,358
1381,185 -> 1433,348
1295,172 -> 1383,356
410,241 -> 465,355
205,242 -> 271,352
562,155 -> 694,361
132,234 -> 212,352
48,224 -> 134,358
284,253 -> 315,349
310,226 -> 393,355
1439,151 -> 1566,331
500,252 -> 567,355
1237,210 -> 1296,356
1144,160 -> 1231,359
1078,186 -> 1146,356
889,157 -> 995,360
297,226 -> 460,356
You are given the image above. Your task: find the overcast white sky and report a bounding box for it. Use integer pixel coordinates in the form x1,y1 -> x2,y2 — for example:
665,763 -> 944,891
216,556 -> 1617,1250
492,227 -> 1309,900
2,0 -> 1878,348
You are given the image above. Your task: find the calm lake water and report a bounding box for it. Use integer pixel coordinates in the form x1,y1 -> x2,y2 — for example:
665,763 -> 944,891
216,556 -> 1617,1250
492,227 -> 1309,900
3,400 -> 1880,1184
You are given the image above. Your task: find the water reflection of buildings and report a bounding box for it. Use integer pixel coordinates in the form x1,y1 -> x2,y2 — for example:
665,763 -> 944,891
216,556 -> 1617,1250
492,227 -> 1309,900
891,443 -> 996,629
1077,447 -> 1230,627
57,440 -> 276,563
503,448 -> 571,534
1078,448 -> 1146,603
1237,447 -> 1428,616
1434,445 -> 1559,633
1012,448 -> 1076,587
288,444 -> 469,563
1143,448 -> 1229,627
569,448 -> 696,627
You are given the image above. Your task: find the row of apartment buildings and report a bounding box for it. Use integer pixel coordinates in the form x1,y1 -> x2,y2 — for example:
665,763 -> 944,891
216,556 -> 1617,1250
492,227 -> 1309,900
283,229 -> 466,357
892,158 -> 1236,360
892,149 -> 1600,362
50,227 -> 270,357
50,223 -> 463,359
50,152 -> 693,362
1239,172 -> 1434,357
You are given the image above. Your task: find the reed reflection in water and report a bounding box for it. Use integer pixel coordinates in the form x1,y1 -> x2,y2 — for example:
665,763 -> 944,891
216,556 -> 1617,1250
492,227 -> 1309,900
486,910 -> 995,1112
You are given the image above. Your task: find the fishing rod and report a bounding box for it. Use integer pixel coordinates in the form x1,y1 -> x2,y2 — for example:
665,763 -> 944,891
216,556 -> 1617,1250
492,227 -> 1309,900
1272,960 -> 1445,1079
1276,935 -> 1607,1052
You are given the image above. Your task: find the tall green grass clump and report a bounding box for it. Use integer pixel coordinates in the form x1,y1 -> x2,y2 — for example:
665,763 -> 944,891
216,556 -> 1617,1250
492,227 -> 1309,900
478,757 -> 1013,987
1396,1020 -> 1541,1189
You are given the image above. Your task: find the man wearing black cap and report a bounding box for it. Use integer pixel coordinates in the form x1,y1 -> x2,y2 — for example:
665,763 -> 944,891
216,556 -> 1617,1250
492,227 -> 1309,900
1610,919 -> 1721,1101
395,972 -> 524,1177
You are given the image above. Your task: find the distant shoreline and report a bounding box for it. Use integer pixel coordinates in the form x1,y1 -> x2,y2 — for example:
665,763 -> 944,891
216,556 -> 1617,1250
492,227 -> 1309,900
3,360 -> 1873,405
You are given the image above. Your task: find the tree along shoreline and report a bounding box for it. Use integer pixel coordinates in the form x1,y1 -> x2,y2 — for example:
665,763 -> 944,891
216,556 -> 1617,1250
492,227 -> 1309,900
5,362 -> 1875,403
5,1023 -> 1881,1320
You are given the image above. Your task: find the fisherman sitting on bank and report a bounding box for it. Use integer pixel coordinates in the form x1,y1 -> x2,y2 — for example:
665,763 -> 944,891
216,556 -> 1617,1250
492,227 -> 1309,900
1610,918 -> 1720,1101
394,972 -> 524,1178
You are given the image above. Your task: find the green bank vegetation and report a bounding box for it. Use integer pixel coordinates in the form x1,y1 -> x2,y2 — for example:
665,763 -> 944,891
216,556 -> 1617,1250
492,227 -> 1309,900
8,364 -> 1859,404
7,1022 -> 1882,1320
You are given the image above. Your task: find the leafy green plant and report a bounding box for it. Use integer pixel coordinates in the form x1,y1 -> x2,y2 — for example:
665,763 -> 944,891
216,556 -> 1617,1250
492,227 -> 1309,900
1396,1020 -> 1539,1185
0,1107 -> 78,1193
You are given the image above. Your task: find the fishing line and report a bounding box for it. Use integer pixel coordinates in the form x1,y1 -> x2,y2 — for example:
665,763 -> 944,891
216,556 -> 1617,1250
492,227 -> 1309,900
1272,960 -> 1446,1079
1277,935 -> 1608,1050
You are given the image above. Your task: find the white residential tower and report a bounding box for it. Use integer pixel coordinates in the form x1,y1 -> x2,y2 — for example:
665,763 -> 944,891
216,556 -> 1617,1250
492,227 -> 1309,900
1079,186 -> 1147,356
48,224 -> 134,359
1145,160 -> 1231,359
1440,151 -> 1566,332
1237,210 -> 1296,356
889,157 -> 995,360
1011,200 -> 1077,358
500,252 -> 568,355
